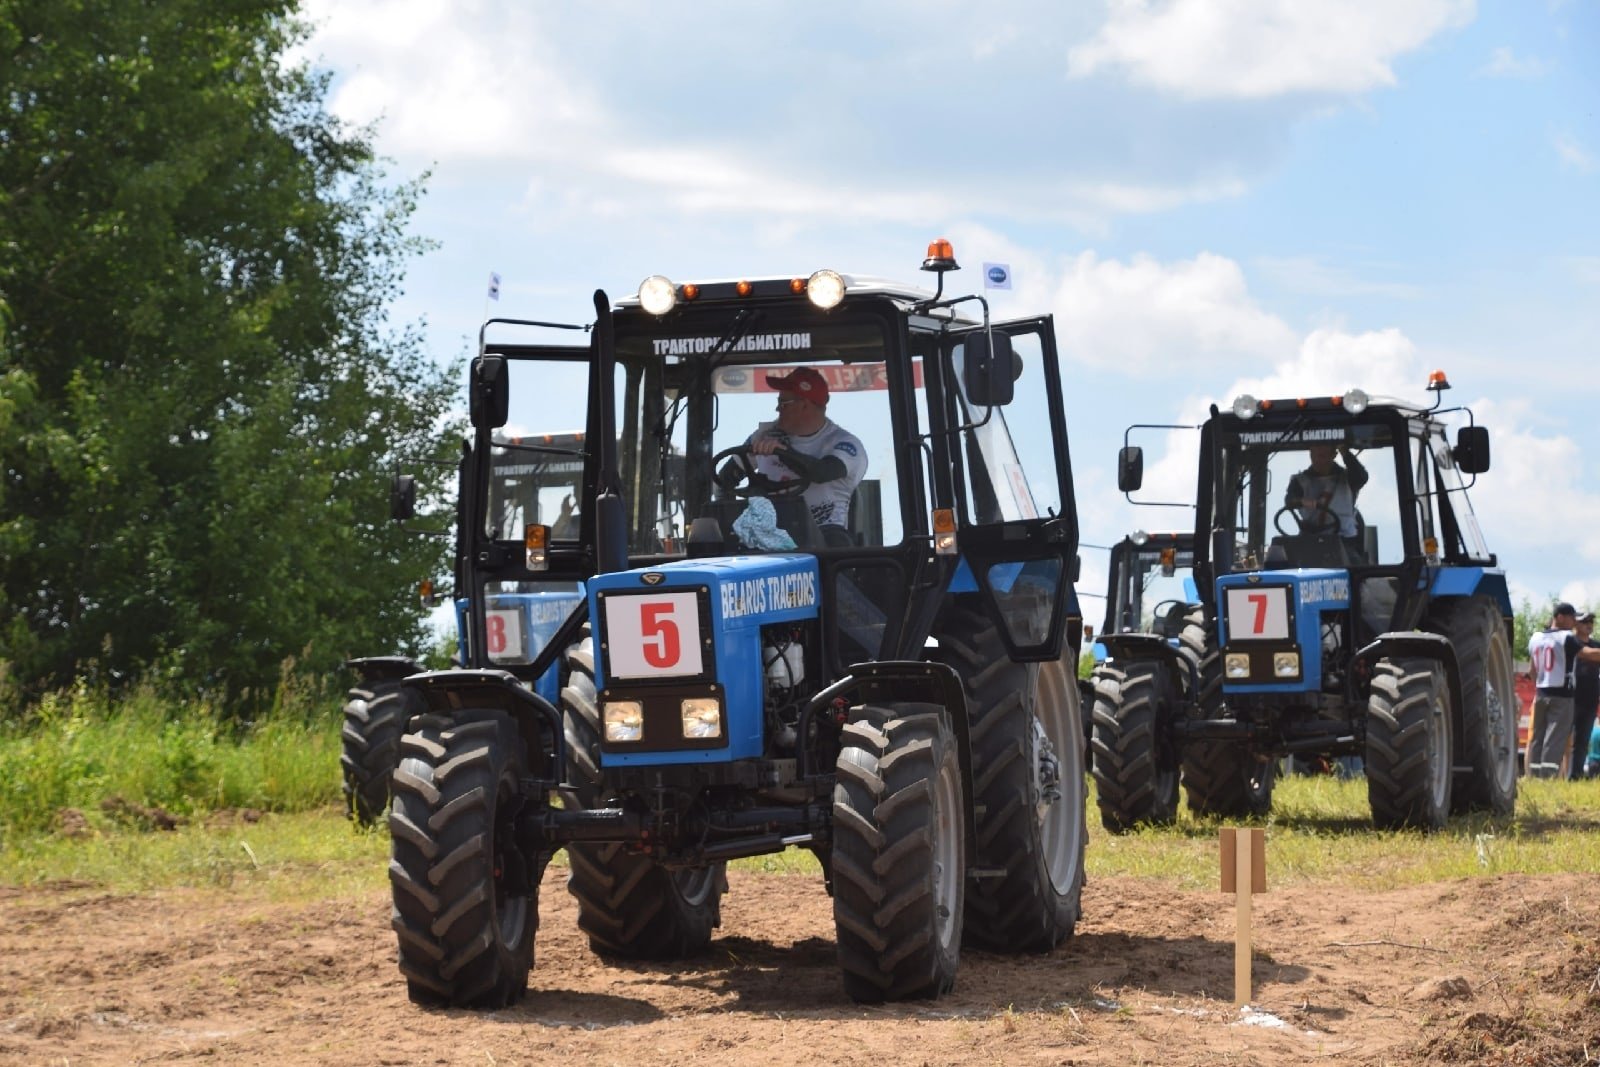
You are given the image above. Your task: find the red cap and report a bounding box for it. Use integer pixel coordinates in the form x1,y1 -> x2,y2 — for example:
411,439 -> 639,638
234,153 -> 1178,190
766,366 -> 829,405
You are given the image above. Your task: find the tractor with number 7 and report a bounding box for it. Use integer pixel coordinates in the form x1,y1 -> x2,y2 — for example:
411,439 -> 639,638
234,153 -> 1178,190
1100,374 -> 1516,831
384,240 -> 1089,1007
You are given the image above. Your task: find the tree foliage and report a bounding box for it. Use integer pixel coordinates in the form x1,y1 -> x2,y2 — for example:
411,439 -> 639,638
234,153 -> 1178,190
0,0 -> 459,703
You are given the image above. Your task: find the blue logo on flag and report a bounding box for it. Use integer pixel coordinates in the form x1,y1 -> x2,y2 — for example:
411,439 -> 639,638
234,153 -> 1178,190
986,265 -> 1008,286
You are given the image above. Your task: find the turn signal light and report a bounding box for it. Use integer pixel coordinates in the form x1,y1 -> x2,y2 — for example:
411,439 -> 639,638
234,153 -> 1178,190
526,524 -> 549,571
932,508 -> 958,555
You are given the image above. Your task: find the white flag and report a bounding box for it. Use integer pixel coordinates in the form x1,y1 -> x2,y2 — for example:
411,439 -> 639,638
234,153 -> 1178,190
982,262 -> 1013,290
487,271 -> 502,301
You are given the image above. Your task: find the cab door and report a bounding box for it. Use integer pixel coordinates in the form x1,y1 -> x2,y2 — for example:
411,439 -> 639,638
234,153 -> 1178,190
943,317 -> 1080,661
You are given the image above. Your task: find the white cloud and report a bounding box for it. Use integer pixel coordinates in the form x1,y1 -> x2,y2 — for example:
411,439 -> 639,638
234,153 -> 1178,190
1477,46 -> 1549,78
1554,132 -> 1597,173
1052,251 -> 1299,373
1066,0 -> 1475,99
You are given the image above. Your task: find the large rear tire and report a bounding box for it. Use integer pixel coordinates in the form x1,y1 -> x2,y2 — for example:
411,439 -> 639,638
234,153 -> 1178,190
1176,607 -> 1276,819
832,702 -> 964,1002
1090,659 -> 1179,832
388,710 -> 540,1008
1367,658 -> 1452,830
561,635 -> 725,958
1426,598 -> 1517,815
340,679 -> 418,826
932,609 -> 1084,952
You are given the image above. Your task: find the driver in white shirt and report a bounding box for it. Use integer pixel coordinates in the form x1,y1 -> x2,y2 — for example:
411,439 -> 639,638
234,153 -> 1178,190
745,367 -> 868,547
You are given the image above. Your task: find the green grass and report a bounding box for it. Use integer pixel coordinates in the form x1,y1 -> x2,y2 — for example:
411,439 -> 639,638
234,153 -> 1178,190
3,685 -> 1599,898
1086,773 -> 1600,889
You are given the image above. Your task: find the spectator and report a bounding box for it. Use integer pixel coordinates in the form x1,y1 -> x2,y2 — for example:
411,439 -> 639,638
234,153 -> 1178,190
1526,602 -> 1600,778
1572,610 -> 1599,780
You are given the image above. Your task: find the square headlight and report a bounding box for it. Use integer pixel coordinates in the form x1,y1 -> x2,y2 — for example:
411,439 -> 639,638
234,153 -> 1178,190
1273,651 -> 1300,678
681,697 -> 722,740
603,701 -> 644,742
1225,652 -> 1251,679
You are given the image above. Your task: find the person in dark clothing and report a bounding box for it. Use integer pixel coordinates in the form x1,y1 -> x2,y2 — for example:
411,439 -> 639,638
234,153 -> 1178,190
1571,611 -> 1599,780
1285,443 -> 1369,561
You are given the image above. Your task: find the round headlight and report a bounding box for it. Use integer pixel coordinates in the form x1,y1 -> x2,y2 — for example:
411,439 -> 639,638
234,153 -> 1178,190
806,270 -> 845,310
1231,394 -> 1259,419
1343,388 -> 1369,415
638,275 -> 677,316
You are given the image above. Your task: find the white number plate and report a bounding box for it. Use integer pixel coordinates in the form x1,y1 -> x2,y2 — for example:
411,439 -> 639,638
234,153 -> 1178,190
485,608 -> 525,662
1224,586 -> 1291,641
605,592 -> 705,679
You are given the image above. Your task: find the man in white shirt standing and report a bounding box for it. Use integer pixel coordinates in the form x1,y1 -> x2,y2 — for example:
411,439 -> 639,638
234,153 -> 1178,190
1526,602 -> 1600,777
744,367 -> 868,548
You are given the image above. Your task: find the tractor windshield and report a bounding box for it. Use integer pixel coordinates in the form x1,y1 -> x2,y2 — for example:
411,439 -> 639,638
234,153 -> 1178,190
612,311 -> 903,556
1105,536 -> 1195,636
1211,418 -> 1403,573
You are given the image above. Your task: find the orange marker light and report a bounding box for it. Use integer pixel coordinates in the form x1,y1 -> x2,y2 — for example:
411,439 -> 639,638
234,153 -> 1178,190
790,277 -> 806,293
681,283 -> 700,301
736,280 -> 753,297
926,237 -> 955,261
526,524 -> 550,571
932,508 -> 958,555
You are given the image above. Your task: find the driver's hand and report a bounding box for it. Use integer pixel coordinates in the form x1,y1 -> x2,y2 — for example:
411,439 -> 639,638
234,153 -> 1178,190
749,433 -> 783,456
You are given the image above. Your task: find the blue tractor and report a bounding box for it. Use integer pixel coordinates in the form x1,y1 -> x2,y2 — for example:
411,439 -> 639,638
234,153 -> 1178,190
340,435 -> 587,825
386,242 -> 1088,1007
1086,531 -> 1197,830
1106,376 -> 1514,830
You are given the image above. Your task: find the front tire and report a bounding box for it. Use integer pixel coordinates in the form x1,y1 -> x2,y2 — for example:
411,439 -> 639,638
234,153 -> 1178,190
1090,659 -> 1179,832
832,702 -> 965,1002
340,678 -> 418,826
388,710 -> 540,1008
1427,599 -> 1517,815
561,636 -> 724,958
1366,658 -> 1452,830
932,607 -> 1085,952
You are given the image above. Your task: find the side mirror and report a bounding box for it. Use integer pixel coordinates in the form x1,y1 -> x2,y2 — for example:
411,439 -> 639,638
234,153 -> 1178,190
390,474 -> 417,521
964,330 -> 1016,407
469,355 -> 509,429
1454,426 -> 1490,474
1117,446 -> 1144,492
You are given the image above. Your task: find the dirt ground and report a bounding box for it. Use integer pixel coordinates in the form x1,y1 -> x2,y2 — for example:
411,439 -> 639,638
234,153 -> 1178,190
2,863 -> 1598,1067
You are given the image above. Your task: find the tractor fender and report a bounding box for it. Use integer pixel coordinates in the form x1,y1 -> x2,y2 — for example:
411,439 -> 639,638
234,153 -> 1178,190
402,668 -> 565,787
1097,633 -> 1198,701
1349,632 -> 1465,749
345,655 -> 427,685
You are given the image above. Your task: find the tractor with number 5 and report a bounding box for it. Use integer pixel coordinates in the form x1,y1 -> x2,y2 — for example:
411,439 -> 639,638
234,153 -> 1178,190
384,240 -> 1089,1008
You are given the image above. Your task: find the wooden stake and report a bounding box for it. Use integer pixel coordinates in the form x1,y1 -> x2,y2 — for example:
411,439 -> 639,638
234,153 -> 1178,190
1220,827 -> 1266,1008
1234,829 -> 1252,1006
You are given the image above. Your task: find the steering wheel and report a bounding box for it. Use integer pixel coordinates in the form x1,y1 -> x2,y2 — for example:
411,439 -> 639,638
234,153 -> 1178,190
712,445 -> 813,500
1274,502 -> 1339,537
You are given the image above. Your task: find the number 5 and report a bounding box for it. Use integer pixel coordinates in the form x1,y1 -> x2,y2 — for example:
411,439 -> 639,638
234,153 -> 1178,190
640,602 -> 681,668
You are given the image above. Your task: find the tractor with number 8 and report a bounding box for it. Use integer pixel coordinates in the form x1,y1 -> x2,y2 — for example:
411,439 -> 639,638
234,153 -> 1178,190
1102,374 -> 1515,831
340,435 -> 590,825
384,240 -> 1089,1007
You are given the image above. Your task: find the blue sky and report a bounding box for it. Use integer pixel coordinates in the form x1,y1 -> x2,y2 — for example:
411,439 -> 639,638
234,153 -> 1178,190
297,0 -> 1599,616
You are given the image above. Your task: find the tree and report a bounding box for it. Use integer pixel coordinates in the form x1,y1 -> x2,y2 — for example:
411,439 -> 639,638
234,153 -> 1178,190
0,0 -> 459,704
